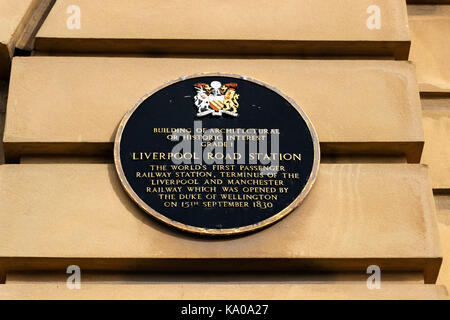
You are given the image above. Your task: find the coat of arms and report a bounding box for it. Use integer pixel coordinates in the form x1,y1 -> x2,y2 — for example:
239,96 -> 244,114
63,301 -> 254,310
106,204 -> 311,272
194,81 -> 239,117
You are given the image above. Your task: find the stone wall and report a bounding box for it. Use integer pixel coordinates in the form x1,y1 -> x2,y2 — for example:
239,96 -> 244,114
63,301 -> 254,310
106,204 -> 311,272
0,0 -> 449,299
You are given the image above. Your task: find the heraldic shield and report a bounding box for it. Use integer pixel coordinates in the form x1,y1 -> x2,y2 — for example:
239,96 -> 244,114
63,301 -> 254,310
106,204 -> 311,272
194,80 -> 240,117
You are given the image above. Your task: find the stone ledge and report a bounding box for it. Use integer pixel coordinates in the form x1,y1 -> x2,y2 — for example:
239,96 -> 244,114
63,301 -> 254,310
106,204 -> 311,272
408,5 -> 450,93
0,283 -> 447,300
35,0 -> 410,59
4,57 -> 424,162
437,207 -> 450,289
421,101 -> 450,191
0,163 -> 442,282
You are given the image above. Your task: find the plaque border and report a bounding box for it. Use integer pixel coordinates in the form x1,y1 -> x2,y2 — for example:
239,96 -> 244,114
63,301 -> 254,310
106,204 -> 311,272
114,73 -> 320,236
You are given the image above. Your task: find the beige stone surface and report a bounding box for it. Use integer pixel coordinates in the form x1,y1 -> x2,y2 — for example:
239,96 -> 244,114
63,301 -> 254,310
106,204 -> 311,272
436,193 -> 450,290
437,207 -> 450,290
4,57 -> 424,162
14,0 -> 55,51
35,0 -> 410,58
0,0 -> 40,79
0,283 -> 447,300
409,5 -> 450,93
435,194 -> 450,212
421,97 -> 450,109
0,81 -> 8,164
421,107 -> 450,191
0,163 -> 442,282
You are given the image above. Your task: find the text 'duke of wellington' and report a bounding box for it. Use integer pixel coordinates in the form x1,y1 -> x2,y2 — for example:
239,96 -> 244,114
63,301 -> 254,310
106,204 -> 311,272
114,73 -> 320,235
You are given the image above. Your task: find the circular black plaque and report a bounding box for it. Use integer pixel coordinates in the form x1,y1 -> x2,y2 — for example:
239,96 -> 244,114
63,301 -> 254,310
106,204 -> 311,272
114,73 -> 320,235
